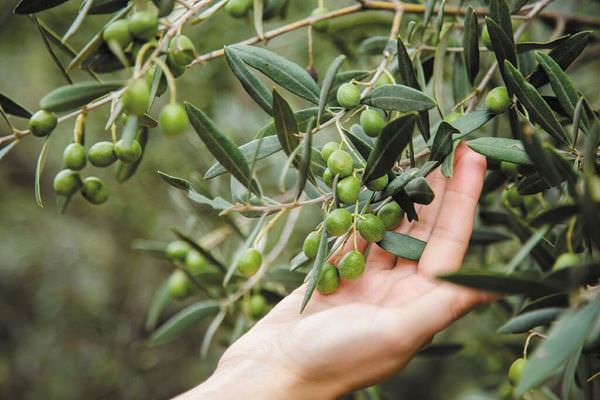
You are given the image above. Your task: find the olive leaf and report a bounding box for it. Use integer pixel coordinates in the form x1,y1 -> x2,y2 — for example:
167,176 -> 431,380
145,278 -> 171,331
362,113 -> 417,183
343,124 -> 373,161
535,52 -> 579,119
430,121 -> 459,162
0,140 -> 20,163
504,61 -> 570,145
225,46 -> 273,115
405,177 -> 434,205
295,117 -> 314,200
253,0 -> 264,39
272,89 -> 299,158
361,84 -> 435,112
440,271 -> 559,297
301,219 -> 329,312
528,31 -> 591,88
40,81 -> 123,112
377,231 -> 425,261
228,45 -> 320,104
34,136 -> 51,208
485,17 -> 517,82
433,25 -> 451,113
32,16 -> 72,84
467,137 -> 532,165
172,229 -> 228,274
423,0 -> 435,27
89,0 -> 128,14
14,0 -> 69,14
469,228 -> 512,245
185,102 -> 261,196
205,135 -> 281,179
516,35 -> 570,53
453,110 -> 494,139
441,140 -> 459,178
498,308 -> 563,334
463,7 -> 479,85
529,204 -> 579,228
0,93 -> 32,118
62,0 -> 94,43
201,308 -> 227,359
317,55 -> 345,124
158,171 -> 234,211
515,297 -> 600,396
150,300 -> 220,345
489,0 -> 514,44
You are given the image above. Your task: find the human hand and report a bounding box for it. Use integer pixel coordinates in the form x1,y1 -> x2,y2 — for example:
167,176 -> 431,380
178,143 -> 495,400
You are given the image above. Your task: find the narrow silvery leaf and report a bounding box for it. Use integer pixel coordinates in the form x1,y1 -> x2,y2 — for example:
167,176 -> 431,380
201,308 -> 227,358
145,278 -> 171,331
490,0 -> 514,45
40,81 -> 123,112
253,0 -> 264,39
34,137 -> 51,207
377,231 -> 425,261
230,45 -> 320,104
498,308 -> 563,334
430,121 -> 458,162
272,89 -> 299,157
440,271 -> 559,297
150,300 -> 220,345
318,55 -> 345,124
463,7 -> 479,85
295,117 -> 314,200
301,219 -> 329,312
467,137 -> 532,165
0,140 -> 19,162
516,35 -> 569,53
14,0 -> 68,13
62,0 -> 93,42
32,16 -> 73,84
206,136 -> 281,179
486,17 -> 517,82
344,124 -> 373,161
535,52 -> 579,119
363,113 -> 417,183
172,229 -> 228,274
0,93 -> 32,118
225,47 -> 273,115
423,0 -> 435,28
433,25 -> 451,112
362,85 -> 435,112
185,102 -> 260,195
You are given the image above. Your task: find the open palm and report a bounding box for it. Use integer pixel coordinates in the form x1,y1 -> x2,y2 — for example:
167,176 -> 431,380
195,143 -> 494,399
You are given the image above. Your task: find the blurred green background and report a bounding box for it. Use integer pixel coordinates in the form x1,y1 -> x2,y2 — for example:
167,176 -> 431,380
1,0 -> 599,399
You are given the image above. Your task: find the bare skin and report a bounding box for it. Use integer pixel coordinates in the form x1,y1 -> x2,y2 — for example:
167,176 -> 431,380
176,143 -> 494,399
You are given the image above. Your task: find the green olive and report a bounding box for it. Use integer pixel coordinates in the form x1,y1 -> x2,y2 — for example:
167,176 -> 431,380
552,253 -> 580,271
53,169 -> 81,196
320,141 -> 339,162
366,175 -> 388,191
500,161 -> 520,178
322,168 -> 334,187
168,270 -> 189,299
185,250 -> 208,275
339,250 -> 365,280
168,35 -> 195,66
165,240 -> 190,261
102,19 -> 132,47
225,0 -> 253,17
374,73 -> 393,88
128,11 -> 159,40
444,111 -> 463,124
81,177 -> 109,205
325,208 -> 352,236
337,175 -> 361,204
28,110 -> 57,137
358,214 -> 385,242
336,82 -> 361,108
503,185 -> 521,208
316,263 -> 339,295
303,231 -> 322,259
485,86 -> 511,114
481,25 -> 492,49
249,294 -> 268,319
63,143 -> 87,171
311,7 -> 329,32
159,103 -> 189,137
327,150 -> 353,178
122,80 -> 150,116
114,139 -> 142,163
508,358 -> 527,386
377,201 -> 404,230
360,108 -> 385,137
88,141 -> 117,167
237,248 -> 262,276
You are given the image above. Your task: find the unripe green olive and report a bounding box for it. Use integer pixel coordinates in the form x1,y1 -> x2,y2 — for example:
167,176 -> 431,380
168,35 -> 195,66
165,240 -> 190,261
168,270 -> 189,299
102,19 -> 132,47
500,161 -> 520,178
185,250 -> 208,275
303,231 -> 321,259
225,0 -> 253,18
53,169 -> 81,196
366,175 -> 388,191
444,111 -> 463,124
327,150 -> 353,178
81,177 -> 109,204
122,80 -> 150,116
316,263 -> 339,295
114,139 -> 142,163
508,358 -> 527,386
166,55 -> 186,78
481,25 -> 492,49
377,201 -> 404,230
63,143 -> 87,171
128,11 -> 159,40
339,250 -> 365,280
311,7 -> 329,32
358,214 -> 385,242
325,208 -> 352,236
160,103 -> 189,137
337,175 -> 361,204
552,253 -> 580,271
336,82 -> 361,108
145,65 -> 167,97
360,108 -> 385,137
503,185 -> 521,208
88,141 -> 117,167
28,110 -> 57,137
237,248 -> 262,276
249,294 -> 268,319
374,73 -> 393,88
485,86 -> 511,114
322,168 -> 334,187
320,141 -> 339,162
